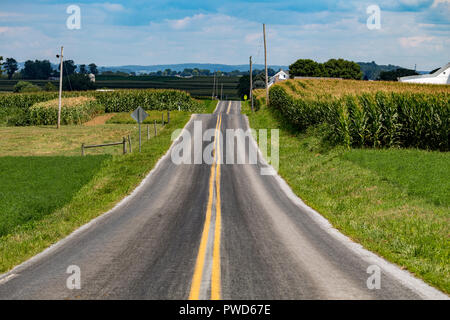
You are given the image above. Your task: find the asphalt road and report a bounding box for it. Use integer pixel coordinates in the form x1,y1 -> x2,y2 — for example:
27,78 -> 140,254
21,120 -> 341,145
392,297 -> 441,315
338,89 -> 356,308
0,101 -> 446,300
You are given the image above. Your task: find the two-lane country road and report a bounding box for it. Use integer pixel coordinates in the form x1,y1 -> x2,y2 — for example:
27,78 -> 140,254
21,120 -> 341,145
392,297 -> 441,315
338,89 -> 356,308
0,101 -> 447,300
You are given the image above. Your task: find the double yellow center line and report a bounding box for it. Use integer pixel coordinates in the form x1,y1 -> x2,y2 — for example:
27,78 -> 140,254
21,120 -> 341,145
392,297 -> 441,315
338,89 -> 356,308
189,114 -> 222,300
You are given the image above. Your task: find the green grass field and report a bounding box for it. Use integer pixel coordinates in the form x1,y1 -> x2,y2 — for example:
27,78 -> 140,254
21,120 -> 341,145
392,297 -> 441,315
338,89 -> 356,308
242,100 -> 450,293
0,110 -> 193,272
0,156 -> 110,237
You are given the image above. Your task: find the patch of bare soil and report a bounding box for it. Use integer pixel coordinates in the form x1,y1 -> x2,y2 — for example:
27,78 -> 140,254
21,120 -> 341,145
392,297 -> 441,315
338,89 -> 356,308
84,113 -> 115,126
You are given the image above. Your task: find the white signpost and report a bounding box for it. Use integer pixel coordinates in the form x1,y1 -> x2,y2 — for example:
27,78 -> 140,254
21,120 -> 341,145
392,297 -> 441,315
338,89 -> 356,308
131,106 -> 149,152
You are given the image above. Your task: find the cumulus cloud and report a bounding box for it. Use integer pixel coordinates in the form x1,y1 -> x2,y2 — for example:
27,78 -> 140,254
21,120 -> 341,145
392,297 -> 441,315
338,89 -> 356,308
166,14 -> 206,30
399,35 -> 435,47
431,0 -> 450,7
0,1 -> 448,69
95,2 -> 125,12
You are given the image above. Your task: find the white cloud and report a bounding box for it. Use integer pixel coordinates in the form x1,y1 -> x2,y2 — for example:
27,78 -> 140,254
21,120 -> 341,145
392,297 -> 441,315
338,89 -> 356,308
166,14 -> 206,30
95,3 -> 125,12
0,3 -> 448,70
431,0 -> 450,7
399,35 -> 435,47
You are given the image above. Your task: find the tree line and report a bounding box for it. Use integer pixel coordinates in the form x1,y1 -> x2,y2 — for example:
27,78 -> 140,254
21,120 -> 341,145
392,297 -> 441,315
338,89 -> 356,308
0,57 -> 99,80
289,58 -> 363,80
101,67 -> 277,78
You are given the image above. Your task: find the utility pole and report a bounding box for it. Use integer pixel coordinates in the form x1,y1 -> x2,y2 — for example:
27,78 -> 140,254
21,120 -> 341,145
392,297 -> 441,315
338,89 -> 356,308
263,24 -> 269,106
250,56 -> 254,112
221,83 -> 223,101
212,71 -> 216,100
57,46 -> 64,129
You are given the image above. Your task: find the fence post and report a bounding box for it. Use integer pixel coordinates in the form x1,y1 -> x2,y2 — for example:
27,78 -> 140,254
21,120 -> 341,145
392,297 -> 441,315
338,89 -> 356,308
123,137 -> 127,155
128,135 -> 132,153
81,143 -> 85,156
154,120 -> 157,136
162,113 -> 164,125
167,111 -> 170,124
147,125 -> 150,140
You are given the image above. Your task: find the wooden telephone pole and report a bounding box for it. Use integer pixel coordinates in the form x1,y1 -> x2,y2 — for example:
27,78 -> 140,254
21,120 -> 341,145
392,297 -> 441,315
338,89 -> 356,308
212,71 -> 216,99
263,24 -> 269,106
57,46 -> 64,129
250,56 -> 254,112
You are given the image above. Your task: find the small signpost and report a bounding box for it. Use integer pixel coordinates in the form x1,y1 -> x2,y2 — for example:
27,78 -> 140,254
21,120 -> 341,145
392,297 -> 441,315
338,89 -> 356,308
131,106 -> 149,152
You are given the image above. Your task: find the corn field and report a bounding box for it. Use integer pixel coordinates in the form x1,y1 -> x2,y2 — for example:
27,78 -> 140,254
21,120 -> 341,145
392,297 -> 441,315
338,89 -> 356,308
269,79 -> 450,151
93,89 -> 201,112
28,97 -> 103,125
0,89 -> 202,126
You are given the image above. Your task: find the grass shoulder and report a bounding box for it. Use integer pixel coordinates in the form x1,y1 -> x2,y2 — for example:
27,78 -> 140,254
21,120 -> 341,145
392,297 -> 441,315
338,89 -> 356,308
244,101 -> 449,294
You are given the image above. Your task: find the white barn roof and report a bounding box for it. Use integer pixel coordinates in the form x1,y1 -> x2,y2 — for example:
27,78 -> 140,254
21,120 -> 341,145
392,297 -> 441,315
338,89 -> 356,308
398,62 -> 450,85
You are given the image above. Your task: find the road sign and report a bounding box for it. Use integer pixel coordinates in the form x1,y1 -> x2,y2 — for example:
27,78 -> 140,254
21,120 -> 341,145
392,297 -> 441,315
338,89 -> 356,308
131,106 -> 148,123
131,107 -> 149,152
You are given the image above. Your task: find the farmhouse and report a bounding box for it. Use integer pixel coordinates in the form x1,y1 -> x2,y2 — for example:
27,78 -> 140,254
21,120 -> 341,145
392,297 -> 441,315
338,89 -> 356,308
398,62 -> 450,84
268,69 -> 289,87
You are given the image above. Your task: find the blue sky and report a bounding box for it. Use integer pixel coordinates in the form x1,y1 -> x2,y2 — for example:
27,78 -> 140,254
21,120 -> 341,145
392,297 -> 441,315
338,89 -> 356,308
0,0 -> 449,70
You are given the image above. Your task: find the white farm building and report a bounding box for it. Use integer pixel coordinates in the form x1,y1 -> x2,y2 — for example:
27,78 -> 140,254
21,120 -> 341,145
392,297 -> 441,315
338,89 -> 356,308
398,63 -> 450,85
268,70 -> 289,87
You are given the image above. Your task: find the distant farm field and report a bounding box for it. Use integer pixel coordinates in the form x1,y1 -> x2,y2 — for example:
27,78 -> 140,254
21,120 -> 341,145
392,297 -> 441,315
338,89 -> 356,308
0,76 -> 240,99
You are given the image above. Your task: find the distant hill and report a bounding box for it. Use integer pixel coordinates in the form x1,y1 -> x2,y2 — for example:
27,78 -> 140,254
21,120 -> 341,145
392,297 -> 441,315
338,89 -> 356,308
357,61 -> 428,80
99,62 -> 430,79
357,62 -> 402,80
97,63 -> 289,74
14,61 -> 432,79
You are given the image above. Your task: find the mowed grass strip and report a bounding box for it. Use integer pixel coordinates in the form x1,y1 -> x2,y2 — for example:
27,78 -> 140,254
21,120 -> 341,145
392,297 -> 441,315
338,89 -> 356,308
0,117 -> 169,157
0,111 -> 192,272
242,101 -> 450,294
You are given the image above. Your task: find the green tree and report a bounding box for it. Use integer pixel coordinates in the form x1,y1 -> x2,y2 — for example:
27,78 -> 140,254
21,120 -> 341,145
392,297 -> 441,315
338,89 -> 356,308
63,73 -> 95,91
14,81 -> 41,93
289,59 -> 323,77
378,68 -> 418,81
44,82 -> 57,91
60,60 -> 76,76
88,63 -> 98,75
323,59 -> 363,80
267,68 -> 276,77
22,60 -> 53,79
5,58 -> 18,80
79,64 -> 87,74
238,75 -> 250,98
